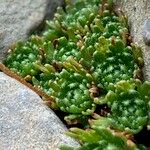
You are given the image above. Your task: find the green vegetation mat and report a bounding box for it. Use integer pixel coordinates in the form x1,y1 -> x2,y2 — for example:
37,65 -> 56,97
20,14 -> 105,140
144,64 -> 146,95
3,0 -> 150,149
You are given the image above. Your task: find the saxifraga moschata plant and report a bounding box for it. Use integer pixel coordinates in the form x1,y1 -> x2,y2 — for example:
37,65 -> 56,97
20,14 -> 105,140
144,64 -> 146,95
3,0 -> 150,149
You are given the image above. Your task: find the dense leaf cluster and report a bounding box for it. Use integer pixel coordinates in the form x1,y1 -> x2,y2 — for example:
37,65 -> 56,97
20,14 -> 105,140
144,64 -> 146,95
3,0 -> 150,149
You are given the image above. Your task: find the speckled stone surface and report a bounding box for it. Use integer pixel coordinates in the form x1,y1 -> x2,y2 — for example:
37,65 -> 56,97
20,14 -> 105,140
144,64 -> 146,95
116,0 -> 150,80
0,72 -> 79,150
0,0 -> 63,61
142,18 -> 150,46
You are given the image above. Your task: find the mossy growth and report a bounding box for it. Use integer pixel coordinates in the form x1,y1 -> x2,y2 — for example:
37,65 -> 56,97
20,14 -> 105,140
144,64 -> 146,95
3,0 -> 150,149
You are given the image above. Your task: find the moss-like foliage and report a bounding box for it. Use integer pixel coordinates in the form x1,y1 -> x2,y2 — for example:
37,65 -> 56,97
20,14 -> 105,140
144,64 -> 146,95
3,0 -> 150,149
94,80 -> 150,134
60,113 -> 149,150
60,128 -> 136,150
4,0 -> 144,117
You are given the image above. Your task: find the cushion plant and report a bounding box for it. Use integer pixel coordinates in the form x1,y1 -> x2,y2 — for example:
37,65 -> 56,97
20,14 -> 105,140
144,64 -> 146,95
2,0 -> 150,149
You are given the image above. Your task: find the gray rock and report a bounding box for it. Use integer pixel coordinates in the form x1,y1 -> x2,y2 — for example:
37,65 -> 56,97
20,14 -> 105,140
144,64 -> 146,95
143,18 -> 150,45
0,72 -> 79,150
116,0 -> 150,80
0,0 -> 64,61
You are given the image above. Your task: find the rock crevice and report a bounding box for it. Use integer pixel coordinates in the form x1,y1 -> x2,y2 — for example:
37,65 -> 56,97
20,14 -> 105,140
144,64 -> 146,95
0,0 -> 63,61
116,0 -> 150,80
